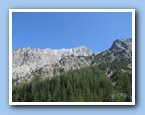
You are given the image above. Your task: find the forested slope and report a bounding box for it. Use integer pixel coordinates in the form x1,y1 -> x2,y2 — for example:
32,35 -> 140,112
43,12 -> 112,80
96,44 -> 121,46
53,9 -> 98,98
12,59 -> 132,102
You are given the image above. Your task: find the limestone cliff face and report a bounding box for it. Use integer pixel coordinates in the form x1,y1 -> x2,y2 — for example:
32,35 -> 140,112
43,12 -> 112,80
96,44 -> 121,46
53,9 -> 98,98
12,46 -> 93,85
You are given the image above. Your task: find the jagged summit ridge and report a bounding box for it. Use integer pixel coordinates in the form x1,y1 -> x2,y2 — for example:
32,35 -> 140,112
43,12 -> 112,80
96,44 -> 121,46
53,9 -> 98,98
14,45 -> 93,57
51,45 -> 93,57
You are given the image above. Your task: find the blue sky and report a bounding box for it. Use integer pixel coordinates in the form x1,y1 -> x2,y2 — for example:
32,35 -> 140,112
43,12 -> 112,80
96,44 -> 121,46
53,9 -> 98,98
12,12 -> 132,52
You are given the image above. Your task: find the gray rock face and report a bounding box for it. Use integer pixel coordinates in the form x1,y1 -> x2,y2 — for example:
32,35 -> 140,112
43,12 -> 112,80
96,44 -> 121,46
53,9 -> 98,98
53,56 -> 91,73
12,46 -> 93,84
110,38 -> 132,51
109,38 -> 132,59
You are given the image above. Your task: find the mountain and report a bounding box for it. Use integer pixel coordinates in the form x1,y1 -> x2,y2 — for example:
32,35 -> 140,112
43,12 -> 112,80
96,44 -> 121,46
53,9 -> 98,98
12,38 -> 133,102
91,38 -> 132,65
12,38 -> 132,85
12,46 -> 93,84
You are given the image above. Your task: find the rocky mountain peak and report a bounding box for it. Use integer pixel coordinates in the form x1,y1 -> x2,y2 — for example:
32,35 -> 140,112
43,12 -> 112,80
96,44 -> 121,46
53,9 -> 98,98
110,38 -> 132,51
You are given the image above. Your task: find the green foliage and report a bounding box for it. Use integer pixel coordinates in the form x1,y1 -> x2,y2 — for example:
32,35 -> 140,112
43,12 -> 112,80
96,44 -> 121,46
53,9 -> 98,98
13,66 -> 113,102
12,59 -> 132,102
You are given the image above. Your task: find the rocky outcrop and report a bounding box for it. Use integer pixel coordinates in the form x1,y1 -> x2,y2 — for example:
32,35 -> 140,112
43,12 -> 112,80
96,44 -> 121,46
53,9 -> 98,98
110,38 -> 132,51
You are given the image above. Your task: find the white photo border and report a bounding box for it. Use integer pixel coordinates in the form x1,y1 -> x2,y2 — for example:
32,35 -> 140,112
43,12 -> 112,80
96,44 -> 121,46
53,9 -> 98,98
9,9 -> 135,105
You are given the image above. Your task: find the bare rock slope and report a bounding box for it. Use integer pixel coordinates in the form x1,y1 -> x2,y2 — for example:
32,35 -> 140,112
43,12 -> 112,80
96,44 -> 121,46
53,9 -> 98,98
12,46 -> 93,85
